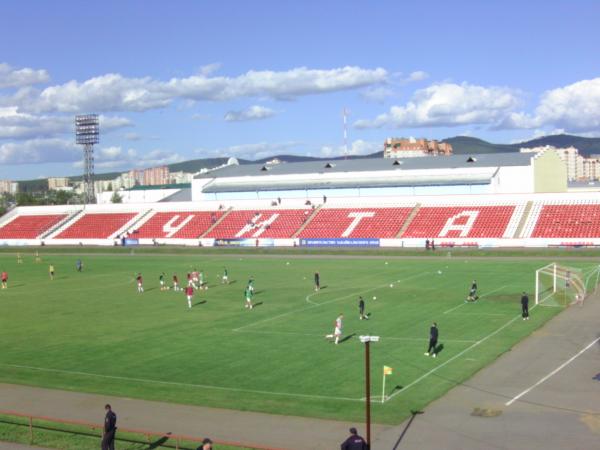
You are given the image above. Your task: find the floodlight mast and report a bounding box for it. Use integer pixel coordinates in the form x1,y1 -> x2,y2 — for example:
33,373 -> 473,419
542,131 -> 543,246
75,114 -> 100,204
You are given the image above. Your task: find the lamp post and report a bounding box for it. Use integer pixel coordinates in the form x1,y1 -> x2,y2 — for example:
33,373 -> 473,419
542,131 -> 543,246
360,335 -> 379,448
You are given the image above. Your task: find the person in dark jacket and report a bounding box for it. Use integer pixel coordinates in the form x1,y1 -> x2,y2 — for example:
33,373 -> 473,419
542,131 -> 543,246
521,292 -> 529,320
314,271 -> 320,291
101,404 -> 117,450
424,322 -> 439,358
341,427 -> 367,450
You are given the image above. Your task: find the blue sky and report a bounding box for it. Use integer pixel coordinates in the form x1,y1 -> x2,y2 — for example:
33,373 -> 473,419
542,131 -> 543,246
1,0 -> 599,180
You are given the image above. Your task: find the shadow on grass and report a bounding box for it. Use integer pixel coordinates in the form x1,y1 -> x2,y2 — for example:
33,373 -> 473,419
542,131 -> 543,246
193,300 -> 207,306
339,333 -> 356,343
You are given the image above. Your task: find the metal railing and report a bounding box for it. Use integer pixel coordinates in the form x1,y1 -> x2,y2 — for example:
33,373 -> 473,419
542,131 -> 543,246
0,409 -> 285,450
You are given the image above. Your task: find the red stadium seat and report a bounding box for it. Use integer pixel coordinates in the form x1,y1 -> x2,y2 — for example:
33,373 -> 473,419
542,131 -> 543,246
207,209 -> 312,239
532,204 -> 600,238
401,206 -> 515,238
0,214 -> 67,239
56,213 -> 137,239
299,208 -> 412,238
135,211 -> 223,238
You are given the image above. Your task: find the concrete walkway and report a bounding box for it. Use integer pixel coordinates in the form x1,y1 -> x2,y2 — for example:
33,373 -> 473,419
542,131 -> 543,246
0,383 -> 391,450
0,443 -> 50,450
373,294 -> 600,449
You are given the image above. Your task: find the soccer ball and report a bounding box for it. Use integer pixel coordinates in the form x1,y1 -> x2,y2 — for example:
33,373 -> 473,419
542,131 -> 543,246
286,262 -> 290,265
385,262 -> 388,265
372,296 -> 377,300
389,284 -> 394,288
437,270 -> 442,274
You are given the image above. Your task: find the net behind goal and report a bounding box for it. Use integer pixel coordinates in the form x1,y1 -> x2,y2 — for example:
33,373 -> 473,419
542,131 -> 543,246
535,263 -> 600,307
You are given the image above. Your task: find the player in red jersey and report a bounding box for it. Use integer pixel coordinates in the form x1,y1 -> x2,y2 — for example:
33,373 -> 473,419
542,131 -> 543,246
185,285 -> 194,309
1,270 -> 7,289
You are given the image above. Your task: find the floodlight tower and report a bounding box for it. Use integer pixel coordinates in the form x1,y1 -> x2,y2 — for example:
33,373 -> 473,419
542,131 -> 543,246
75,114 -> 100,204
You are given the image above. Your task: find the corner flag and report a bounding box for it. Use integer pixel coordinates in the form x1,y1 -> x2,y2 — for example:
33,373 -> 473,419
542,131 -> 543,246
382,366 -> 393,403
383,365 -> 393,375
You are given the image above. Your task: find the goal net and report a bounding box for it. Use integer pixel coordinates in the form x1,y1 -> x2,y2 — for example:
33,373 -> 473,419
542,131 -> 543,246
535,263 -> 600,307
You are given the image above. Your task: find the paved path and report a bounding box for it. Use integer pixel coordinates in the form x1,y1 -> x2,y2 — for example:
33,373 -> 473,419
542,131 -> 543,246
0,443 -> 49,450
0,384 -> 391,450
373,294 -> 600,449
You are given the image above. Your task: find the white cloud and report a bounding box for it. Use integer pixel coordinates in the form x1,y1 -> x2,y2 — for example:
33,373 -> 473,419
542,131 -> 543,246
0,63 -> 49,89
12,66 -> 387,113
123,132 -> 141,141
500,78 -> 600,132
319,140 -> 380,157
0,138 -> 79,164
406,71 -> 429,82
355,82 -> 521,129
0,108 -> 131,139
195,141 -> 302,160
361,86 -> 395,103
224,105 -> 277,122
360,71 -> 429,103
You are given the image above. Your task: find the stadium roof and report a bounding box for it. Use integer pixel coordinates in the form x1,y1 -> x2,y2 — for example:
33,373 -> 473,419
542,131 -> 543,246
195,152 -> 532,179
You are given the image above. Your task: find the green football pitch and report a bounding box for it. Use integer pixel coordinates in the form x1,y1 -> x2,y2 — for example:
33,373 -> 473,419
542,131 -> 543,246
0,250 -> 593,425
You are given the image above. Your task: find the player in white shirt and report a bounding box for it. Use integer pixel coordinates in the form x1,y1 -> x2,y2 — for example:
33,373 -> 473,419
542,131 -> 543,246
325,313 -> 344,345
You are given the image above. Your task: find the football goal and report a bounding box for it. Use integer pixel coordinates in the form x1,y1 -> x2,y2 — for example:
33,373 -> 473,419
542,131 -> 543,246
535,263 -> 600,307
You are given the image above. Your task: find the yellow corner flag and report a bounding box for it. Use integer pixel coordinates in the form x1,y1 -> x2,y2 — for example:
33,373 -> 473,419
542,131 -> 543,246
383,365 -> 393,376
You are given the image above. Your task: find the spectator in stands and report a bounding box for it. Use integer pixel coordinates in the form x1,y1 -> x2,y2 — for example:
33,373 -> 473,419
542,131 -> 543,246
521,292 -> 529,320
101,404 -> 117,450
197,437 -> 213,450
341,427 -> 367,449
425,238 -> 430,250
277,197 -> 281,205
323,195 -> 327,203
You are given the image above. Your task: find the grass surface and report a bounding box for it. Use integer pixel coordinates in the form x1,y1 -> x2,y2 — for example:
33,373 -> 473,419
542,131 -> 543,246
0,413 -> 251,449
0,250 -> 592,425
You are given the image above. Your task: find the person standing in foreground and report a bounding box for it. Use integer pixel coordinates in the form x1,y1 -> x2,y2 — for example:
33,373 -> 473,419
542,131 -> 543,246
341,427 -> 367,450
222,267 -> 229,284
521,291 -> 529,320
101,404 -> 117,450
48,264 -> 55,280
326,313 -> 344,345
1,270 -> 7,289
314,271 -> 320,291
424,322 -> 439,357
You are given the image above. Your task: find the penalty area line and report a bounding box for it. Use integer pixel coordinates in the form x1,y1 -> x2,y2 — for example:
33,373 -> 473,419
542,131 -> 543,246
0,363 -> 362,403
385,306 -> 535,403
505,336 -> 600,406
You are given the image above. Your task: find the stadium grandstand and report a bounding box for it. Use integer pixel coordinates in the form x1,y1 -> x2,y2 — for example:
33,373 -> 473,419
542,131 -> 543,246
2,150 -> 600,248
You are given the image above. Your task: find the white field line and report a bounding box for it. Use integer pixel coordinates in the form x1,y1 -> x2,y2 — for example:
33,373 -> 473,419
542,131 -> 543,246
505,337 -> 600,406
443,285 -> 507,315
235,329 -> 477,343
234,271 -> 430,332
0,363 -> 363,402
385,305 -> 537,403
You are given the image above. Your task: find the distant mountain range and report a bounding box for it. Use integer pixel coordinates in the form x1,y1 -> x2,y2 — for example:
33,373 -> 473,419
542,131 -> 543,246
17,134 -> 600,192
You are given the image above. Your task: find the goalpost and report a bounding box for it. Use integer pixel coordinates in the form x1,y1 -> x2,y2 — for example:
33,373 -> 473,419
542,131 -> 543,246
535,263 -> 600,307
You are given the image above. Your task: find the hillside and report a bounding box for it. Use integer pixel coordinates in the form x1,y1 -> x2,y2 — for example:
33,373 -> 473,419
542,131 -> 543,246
16,134 -> 600,192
